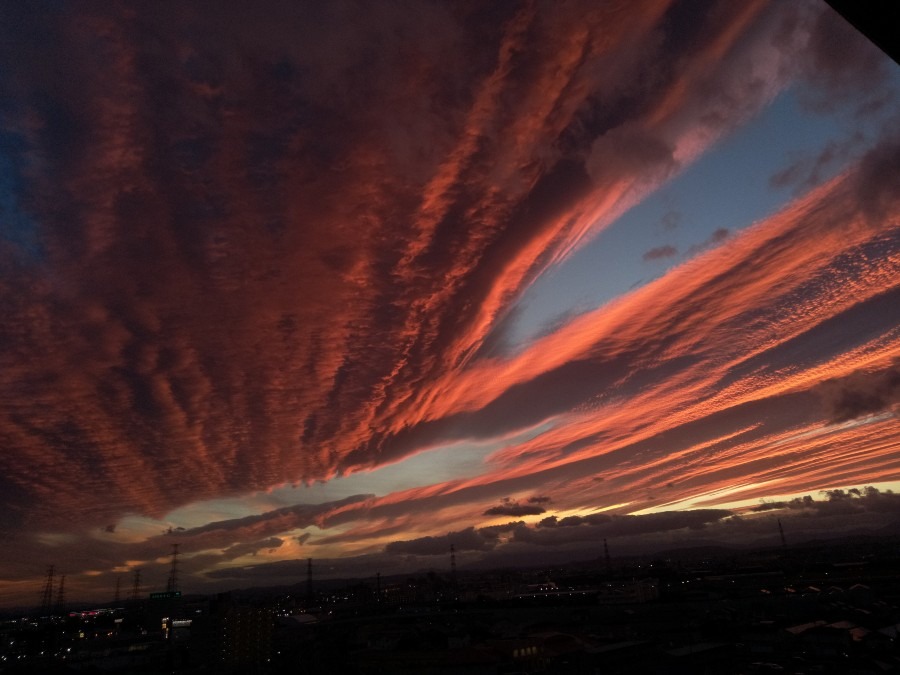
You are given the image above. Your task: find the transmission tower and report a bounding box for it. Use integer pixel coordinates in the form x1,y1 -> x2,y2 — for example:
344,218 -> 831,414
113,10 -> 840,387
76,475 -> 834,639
40,565 -> 55,617
604,538 -> 612,575
778,519 -> 787,550
450,543 -> 457,584
166,543 -> 180,593
131,569 -> 142,602
306,558 -> 313,604
55,575 -> 66,614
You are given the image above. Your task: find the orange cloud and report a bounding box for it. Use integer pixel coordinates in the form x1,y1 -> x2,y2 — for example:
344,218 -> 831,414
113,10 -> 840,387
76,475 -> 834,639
0,0 -> 897,606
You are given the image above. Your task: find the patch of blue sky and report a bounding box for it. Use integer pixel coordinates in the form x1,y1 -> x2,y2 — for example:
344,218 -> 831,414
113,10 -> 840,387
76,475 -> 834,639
272,419 -> 556,506
137,420 -> 558,531
506,87 -> 884,349
0,129 -> 42,261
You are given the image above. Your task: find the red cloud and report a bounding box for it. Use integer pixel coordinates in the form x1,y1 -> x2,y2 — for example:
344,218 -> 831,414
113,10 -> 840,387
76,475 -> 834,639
0,0 -> 897,607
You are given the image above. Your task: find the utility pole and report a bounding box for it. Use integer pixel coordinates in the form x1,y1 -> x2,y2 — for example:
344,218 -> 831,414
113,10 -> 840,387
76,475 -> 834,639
604,539 -> 612,575
306,558 -> 313,605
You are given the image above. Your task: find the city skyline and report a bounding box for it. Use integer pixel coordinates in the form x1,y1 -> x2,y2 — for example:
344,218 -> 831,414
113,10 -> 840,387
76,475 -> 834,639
1,0 -> 898,608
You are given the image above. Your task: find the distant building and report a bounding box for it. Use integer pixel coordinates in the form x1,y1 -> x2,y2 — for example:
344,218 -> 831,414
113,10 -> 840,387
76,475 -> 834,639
596,578 -> 659,604
192,593 -> 273,674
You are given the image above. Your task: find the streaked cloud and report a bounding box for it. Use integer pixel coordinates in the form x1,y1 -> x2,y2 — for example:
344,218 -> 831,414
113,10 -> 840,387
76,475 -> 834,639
0,0 -> 897,606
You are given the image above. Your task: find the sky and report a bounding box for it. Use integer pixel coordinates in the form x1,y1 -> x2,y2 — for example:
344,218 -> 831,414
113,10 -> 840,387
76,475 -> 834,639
0,0 -> 899,609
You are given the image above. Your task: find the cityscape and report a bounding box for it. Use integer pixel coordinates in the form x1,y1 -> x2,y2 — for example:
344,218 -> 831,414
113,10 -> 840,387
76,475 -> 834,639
4,530 -> 900,673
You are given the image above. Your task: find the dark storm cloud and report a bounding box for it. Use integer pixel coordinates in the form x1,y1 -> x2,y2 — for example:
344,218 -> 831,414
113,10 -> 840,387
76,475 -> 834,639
538,513 -> 612,528
769,133 -> 866,193
643,244 -> 678,261
483,499 -> 546,517
685,228 -> 730,256
818,360 -> 900,423
751,487 -> 900,517
708,228 -> 730,245
379,510 -> 734,558
661,210 -> 681,231
522,510 -> 733,544
385,526 -> 493,556
378,509 -> 731,558
477,521 -> 523,539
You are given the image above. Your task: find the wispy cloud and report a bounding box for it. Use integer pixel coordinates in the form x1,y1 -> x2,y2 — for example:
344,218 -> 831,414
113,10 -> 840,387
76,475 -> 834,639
0,0 -> 897,606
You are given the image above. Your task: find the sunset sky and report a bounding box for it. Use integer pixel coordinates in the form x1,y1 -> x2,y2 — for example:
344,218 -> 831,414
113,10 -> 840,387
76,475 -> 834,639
1,0 -> 899,609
